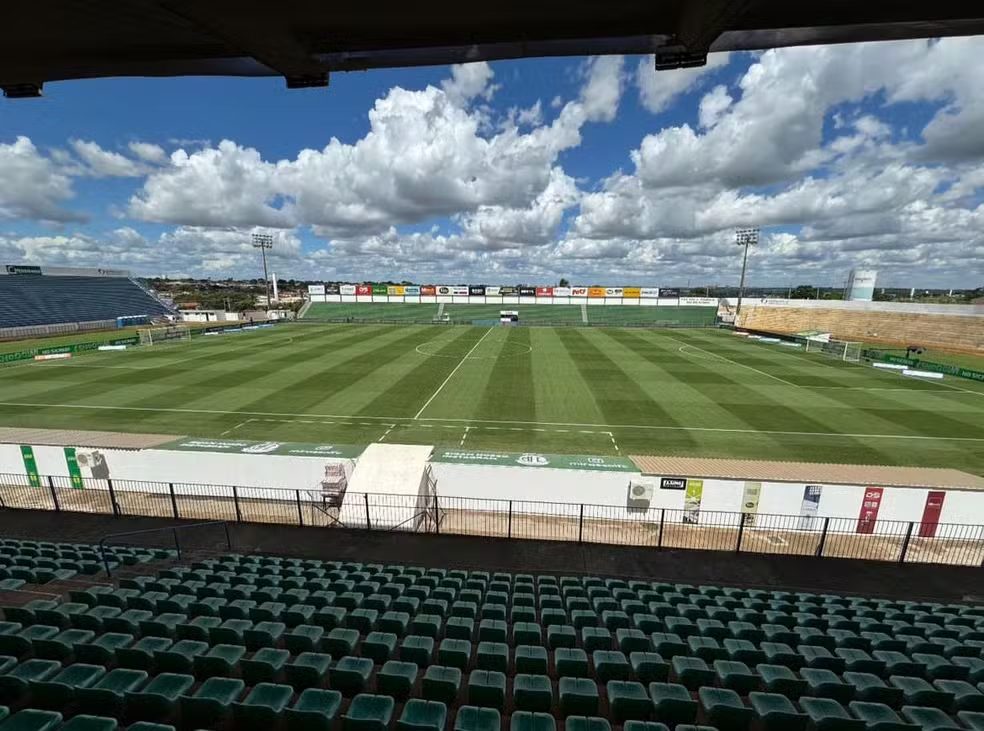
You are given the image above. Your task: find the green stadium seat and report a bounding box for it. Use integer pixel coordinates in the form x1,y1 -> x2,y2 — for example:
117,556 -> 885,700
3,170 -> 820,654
958,712 -> 984,731
377,660 -> 418,700
724,639 -> 766,665
0,709 -> 62,731
454,706 -> 500,731
651,633 -> 688,660
559,677 -> 599,717
233,682 -> 294,730
800,697 -> 866,731
397,699 -> 448,731
477,642 -> 509,672
849,701 -> 919,731
914,654 -> 968,681
757,664 -> 808,699
555,648 -> 589,678
890,677 -> 954,710
285,624 -> 325,654
447,617 -> 475,640
563,717 -> 610,731
321,626 -> 358,656
467,670 -> 506,709
194,643 -> 245,677
31,662 -> 106,709
801,645 -> 846,672
314,606 -> 347,630
285,652 -> 332,690
139,613 -> 185,638
516,645 -> 549,674
250,601 -> 286,622
175,616 -> 221,643
180,676 -> 245,728
422,665 -> 461,705
411,615 -> 443,639
286,688 -> 342,731
513,674 -> 553,712
511,711 -> 556,731
933,679 -> 984,711
379,611 -> 410,636
671,656 -> 714,690
155,639 -> 207,674
125,672 -> 195,721
331,656 -> 374,695
0,659 -> 61,704
548,625 -> 577,649
439,639 -> 471,670
593,651 -> 631,682
76,668 -> 149,717
515,623 -> 543,646
803,668 -> 854,704
713,660 -> 759,695
844,672 -> 903,706
59,715 -> 118,731
899,705 -> 960,731
115,636 -> 172,671
748,692 -> 808,731
953,657 -> 984,684
618,629 -> 651,654
241,647 -> 290,684
0,625 -> 58,657
875,652 -> 923,677
608,680 -> 652,722
478,620 -> 507,643
699,686 -> 755,731
33,628 -> 94,661
343,694 -> 395,731
837,649 -> 886,675
629,652 -> 669,684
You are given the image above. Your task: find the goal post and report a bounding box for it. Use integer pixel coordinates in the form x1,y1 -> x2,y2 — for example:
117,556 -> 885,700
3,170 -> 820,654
805,338 -> 862,362
138,326 -> 192,346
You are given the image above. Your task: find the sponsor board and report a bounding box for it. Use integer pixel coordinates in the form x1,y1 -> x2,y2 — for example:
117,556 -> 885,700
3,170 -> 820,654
0,335 -> 140,365
404,285 -> 420,296
97,345 -> 127,351
437,286 -> 453,295
387,285 -> 405,296
680,297 -> 718,306
485,286 -> 501,296
605,287 -> 623,297
683,479 -> 704,524
158,437 -> 365,458
660,477 -> 686,490
588,287 -> 606,298
371,284 -> 388,295
741,481 -> 762,525
5,265 -> 42,275
640,287 -> 660,298
570,287 -> 588,297
519,286 -> 536,297
431,448 -> 637,472
420,285 -> 436,296
535,287 -> 553,297
500,286 -> 518,296
798,485 -> 823,529
356,284 -> 372,295
452,285 -> 469,296
64,448 -> 84,489
623,287 -> 641,298
339,284 -> 357,295
660,288 -> 680,297
553,287 -> 572,297
325,284 -> 340,295
877,354 -> 984,383
469,286 -> 486,296
856,486 -> 884,534
34,353 -> 71,361
20,446 -> 40,488
307,284 -> 326,295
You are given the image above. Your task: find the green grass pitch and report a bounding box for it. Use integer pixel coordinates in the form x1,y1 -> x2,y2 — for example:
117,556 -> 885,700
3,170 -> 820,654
1,323 -> 983,474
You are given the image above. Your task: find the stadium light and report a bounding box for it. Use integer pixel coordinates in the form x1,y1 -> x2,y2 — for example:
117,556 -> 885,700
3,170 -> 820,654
252,233 -> 274,310
734,227 -> 759,319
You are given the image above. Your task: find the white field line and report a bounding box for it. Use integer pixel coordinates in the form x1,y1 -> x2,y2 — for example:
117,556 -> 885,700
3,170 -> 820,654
0,400 -> 981,442
414,327 -> 494,419
671,341 -> 800,388
606,431 -> 620,453
459,426 -> 471,446
378,424 -> 396,442
220,418 -> 253,436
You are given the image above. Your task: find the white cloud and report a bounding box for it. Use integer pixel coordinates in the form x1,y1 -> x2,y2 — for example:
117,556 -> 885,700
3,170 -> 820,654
0,137 -> 82,223
128,141 -> 168,165
636,52 -> 731,114
579,56 -> 625,123
441,62 -> 498,105
698,84 -> 732,129
70,139 -> 144,177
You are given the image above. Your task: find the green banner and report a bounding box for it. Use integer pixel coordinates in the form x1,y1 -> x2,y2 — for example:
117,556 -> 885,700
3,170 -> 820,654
431,449 -> 637,472
20,445 -> 40,488
0,335 -> 140,365
157,437 -> 365,459
871,353 -> 984,383
64,447 -> 84,489
683,478 -> 704,524
371,284 -> 388,296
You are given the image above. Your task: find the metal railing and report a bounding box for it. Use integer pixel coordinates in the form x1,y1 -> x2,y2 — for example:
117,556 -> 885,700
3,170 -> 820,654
1,472 -> 983,567
98,520 -> 232,576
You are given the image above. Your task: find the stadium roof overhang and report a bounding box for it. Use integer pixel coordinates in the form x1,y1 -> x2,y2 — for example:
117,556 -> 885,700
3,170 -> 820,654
2,1 -> 984,97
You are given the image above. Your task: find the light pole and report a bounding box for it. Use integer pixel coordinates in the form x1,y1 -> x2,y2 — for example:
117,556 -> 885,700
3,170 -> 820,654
734,227 -> 759,320
252,233 -> 274,310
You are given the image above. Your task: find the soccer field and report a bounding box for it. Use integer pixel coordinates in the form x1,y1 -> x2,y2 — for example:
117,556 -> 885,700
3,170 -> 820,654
1,323 -> 983,474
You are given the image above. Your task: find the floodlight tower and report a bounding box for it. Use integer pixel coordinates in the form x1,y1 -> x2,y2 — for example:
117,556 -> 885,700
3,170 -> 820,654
252,233 -> 274,309
734,227 -> 759,320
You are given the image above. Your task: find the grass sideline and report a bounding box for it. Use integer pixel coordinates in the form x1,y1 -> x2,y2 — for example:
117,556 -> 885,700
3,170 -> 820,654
0,321 -> 215,355
0,323 -> 982,474
874,347 -> 984,372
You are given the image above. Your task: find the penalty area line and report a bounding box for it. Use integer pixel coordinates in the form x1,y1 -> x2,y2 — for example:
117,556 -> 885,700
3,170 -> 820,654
414,327 -> 494,419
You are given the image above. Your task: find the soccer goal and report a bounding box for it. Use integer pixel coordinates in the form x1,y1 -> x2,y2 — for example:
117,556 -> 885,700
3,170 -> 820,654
805,338 -> 862,362
138,326 -> 192,346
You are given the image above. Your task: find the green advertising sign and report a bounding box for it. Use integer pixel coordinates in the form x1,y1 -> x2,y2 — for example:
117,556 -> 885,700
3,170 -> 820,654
157,437 -> 365,459
371,284 -> 388,296
64,447 -> 84,489
20,445 -> 40,487
0,336 -> 140,365
876,354 -> 984,383
431,449 -> 637,472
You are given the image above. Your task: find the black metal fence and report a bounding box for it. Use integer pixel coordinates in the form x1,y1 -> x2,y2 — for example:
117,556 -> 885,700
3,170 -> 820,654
1,472 -> 982,567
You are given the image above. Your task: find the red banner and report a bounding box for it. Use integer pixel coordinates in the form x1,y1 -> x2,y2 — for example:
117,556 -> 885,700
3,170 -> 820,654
420,285 -> 436,296
356,284 -> 372,296
535,287 -> 553,297
856,487 -> 883,534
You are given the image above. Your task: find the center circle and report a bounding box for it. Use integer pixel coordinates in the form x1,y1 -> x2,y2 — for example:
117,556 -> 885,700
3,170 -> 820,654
415,339 -> 533,360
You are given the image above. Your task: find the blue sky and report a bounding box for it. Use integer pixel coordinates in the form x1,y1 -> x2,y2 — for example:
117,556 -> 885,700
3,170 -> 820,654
0,39 -> 982,287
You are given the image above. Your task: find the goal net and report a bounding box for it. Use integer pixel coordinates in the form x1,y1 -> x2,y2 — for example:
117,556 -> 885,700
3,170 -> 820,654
806,338 -> 862,362
138,326 -> 192,346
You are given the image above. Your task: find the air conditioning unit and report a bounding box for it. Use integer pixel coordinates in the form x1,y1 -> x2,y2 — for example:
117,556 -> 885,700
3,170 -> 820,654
626,481 -> 655,513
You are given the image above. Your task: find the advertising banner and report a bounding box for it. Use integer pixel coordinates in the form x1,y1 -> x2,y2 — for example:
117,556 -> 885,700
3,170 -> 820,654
371,284 -> 388,296
431,449 -> 637,472
5,265 -> 42,275
683,479 -> 704,524
0,336 -> 141,365
640,287 -> 660,298
570,287 -> 588,297
420,285 -> 436,296
356,284 -> 372,295
500,286 -> 518,296
798,485 -> 822,529
64,448 -> 84,489
404,285 -> 420,296
553,287 -> 572,297
452,286 -> 469,296
623,287 -> 641,298
919,491 -> 946,537
485,286 -> 501,296
680,297 -> 718,306
387,285 -> 405,296
660,477 -> 686,490
340,284 -> 356,295
605,287 -> 624,297
469,286 -> 486,296
588,287 -> 606,298
307,284 -> 326,295
325,284 -> 340,295
535,287 -> 553,297
436,286 -> 453,296
856,486 -> 883,534
660,288 -> 680,298
519,287 -> 536,297
20,446 -> 40,488
159,437 -> 365,459
878,355 -> 984,383
741,481 -> 762,525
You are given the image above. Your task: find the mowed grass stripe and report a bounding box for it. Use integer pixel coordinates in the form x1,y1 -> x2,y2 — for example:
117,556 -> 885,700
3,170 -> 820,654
474,327 -> 536,422
554,328 -> 698,449
526,328 -> 604,425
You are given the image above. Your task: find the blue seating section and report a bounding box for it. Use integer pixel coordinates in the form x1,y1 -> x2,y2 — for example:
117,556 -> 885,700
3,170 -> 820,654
0,275 -> 171,328
3,551 -> 984,730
